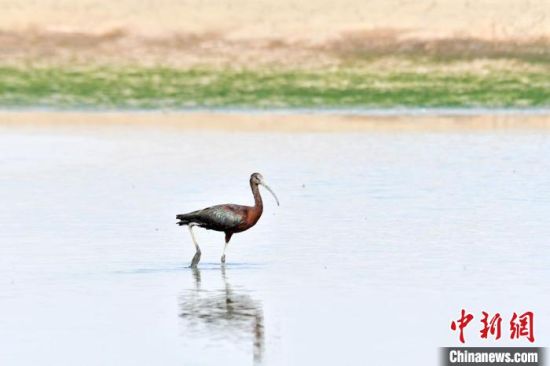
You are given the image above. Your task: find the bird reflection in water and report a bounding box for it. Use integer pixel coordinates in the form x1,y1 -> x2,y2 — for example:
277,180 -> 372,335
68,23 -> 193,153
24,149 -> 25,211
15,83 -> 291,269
179,267 -> 265,364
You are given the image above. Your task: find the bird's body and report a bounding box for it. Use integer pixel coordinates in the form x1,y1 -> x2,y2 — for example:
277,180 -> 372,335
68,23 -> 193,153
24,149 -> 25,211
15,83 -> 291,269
176,173 -> 278,267
177,204 -> 252,232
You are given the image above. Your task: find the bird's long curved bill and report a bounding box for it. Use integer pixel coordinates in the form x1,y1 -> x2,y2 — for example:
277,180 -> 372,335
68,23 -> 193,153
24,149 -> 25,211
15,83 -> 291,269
261,182 -> 280,206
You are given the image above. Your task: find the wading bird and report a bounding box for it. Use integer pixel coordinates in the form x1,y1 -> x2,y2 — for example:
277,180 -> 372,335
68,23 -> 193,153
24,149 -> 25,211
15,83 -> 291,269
176,173 -> 279,267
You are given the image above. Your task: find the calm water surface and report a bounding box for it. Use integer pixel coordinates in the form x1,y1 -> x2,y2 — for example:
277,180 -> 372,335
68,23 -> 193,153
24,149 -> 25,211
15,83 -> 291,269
0,118 -> 549,365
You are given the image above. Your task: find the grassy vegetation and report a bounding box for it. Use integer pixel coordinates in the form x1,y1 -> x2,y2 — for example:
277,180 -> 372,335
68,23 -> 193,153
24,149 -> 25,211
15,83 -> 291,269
0,63 -> 549,109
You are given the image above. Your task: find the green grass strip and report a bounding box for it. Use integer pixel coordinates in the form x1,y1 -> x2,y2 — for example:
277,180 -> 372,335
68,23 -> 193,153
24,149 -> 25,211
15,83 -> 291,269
0,66 -> 549,108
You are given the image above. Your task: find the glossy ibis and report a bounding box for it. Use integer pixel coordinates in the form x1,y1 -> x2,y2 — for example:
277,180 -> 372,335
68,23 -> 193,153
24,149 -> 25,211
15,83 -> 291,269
176,173 -> 279,267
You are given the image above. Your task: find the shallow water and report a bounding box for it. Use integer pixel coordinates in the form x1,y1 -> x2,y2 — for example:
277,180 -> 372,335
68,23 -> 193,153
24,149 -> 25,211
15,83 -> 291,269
1,117 -> 549,365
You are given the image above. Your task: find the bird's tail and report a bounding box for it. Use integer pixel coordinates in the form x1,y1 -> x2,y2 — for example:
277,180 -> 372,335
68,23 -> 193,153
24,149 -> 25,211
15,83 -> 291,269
176,213 -> 193,226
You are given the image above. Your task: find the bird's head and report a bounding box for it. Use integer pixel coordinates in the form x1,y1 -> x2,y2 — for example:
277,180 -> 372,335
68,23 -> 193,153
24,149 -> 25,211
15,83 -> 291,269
250,172 -> 279,206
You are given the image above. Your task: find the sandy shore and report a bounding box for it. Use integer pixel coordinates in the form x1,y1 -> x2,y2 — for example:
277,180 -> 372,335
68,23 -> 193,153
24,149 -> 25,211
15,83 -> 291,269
0,0 -> 548,68
2,111 -> 550,133
1,0 -> 549,40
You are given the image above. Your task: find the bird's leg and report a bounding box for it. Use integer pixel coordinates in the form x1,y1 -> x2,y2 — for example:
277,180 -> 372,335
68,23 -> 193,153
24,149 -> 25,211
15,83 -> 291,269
188,224 -> 201,268
221,232 -> 232,264
221,242 -> 228,264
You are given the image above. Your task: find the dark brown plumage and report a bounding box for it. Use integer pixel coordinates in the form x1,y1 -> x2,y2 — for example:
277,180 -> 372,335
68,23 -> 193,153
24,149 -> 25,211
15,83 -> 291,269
176,173 -> 279,267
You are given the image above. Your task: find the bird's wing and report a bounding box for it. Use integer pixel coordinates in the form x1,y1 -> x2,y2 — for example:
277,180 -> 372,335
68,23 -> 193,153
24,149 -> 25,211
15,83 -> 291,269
203,205 -> 245,229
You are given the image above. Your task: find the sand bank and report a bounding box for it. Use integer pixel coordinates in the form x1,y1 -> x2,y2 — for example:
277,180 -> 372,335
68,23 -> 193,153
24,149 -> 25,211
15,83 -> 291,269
1,111 -> 550,133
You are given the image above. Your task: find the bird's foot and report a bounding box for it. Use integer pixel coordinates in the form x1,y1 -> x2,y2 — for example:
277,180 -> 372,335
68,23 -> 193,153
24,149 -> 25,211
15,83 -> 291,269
190,251 -> 201,268
221,254 -> 226,264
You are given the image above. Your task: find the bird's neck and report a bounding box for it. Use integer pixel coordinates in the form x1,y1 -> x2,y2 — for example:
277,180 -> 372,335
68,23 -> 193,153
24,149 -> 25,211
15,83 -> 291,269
250,181 -> 263,212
